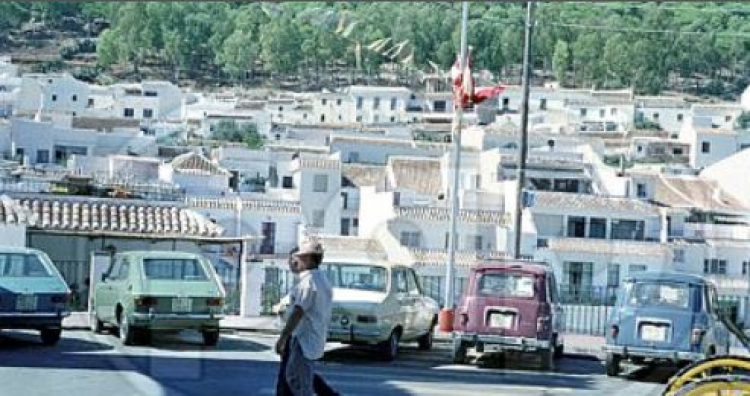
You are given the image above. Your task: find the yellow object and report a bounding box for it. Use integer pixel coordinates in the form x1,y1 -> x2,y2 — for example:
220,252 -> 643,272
664,356 -> 750,395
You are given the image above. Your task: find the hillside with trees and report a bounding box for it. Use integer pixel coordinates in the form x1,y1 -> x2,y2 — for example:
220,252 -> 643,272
1,2 -> 750,97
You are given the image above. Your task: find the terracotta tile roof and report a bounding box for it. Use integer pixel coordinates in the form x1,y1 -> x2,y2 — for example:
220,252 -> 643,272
9,196 -> 223,237
409,248 -> 511,266
189,197 -> 301,215
341,164 -> 386,188
71,117 -> 140,131
532,191 -> 660,216
319,236 -> 386,258
396,206 -> 508,224
389,157 -> 443,196
171,152 -> 230,176
653,175 -> 748,212
543,237 -> 669,256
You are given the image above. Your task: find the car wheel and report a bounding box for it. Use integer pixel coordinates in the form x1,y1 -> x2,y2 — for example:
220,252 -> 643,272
202,330 -> 220,347
90,310 -> 105,334
40,328 -> 61,346
605,353 -> 621,377
539,348 -> 555,371
417,327 -> 434,351
553,335 -> 564,359
380,330 -> 400,361
451,339 -> 469,364
118,314 -> 136,346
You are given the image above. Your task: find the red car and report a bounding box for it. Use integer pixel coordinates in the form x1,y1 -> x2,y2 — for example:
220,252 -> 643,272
451,260 -> 564,370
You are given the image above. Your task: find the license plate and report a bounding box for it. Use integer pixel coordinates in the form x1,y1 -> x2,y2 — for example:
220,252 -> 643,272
172,297 -> 192,312
15,294 -> 37,311
641,325 -> 667,342
489,313 -> 514,329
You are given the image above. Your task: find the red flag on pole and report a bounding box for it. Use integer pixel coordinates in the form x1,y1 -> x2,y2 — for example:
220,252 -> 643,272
451,49 -> 505,109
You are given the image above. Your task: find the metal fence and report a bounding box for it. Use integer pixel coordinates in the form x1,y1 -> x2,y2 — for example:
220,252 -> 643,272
261,267 -> 294,315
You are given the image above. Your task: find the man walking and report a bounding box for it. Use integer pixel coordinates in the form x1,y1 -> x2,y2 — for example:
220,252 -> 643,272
276,237 -> 337,395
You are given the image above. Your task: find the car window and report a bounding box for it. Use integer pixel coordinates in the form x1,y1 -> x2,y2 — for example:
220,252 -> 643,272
143,258 -> 208,281
628,281 -> 690,309
117,259 -> 130,281
406,270 -> 421,296
0,253 -> 52,278
320,263 -> 388,292
477,272 -> 535,298
393,269 -> 408,294
106,257 -> 123,281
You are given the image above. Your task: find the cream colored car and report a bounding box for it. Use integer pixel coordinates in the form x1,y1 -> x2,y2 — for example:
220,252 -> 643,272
276,260 -> 439,360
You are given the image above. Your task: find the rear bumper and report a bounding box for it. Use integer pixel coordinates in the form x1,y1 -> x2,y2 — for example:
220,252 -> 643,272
602,345 -> 704,362
454,332 -> 551,352
0,311 -> 69,329
132,312 -> 222,330
328,326 -> 387,345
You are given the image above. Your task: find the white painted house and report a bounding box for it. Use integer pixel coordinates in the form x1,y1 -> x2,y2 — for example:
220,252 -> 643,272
15,73 -> 90,117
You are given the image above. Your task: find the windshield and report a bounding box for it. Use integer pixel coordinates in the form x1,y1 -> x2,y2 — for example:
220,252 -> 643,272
0,253 -> 53,278
626,281 -> 690,309
321,263 -> 388,292
477,272 -> 536,298
143,258 -> 209,281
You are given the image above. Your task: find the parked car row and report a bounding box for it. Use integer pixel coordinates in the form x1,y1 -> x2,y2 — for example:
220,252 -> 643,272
2,243 -> 734,376
276,258 -> 735,374
0,247 -> 227,347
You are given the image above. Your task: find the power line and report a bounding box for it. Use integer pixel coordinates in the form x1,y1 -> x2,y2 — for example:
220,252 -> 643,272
561,2 -> 750,15
543,21 -> 750,40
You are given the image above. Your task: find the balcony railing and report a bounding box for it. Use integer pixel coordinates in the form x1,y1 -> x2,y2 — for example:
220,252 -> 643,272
683,223 -> 750,241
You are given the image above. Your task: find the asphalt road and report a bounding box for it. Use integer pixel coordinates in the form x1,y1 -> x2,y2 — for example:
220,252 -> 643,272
0,329 -> 675,396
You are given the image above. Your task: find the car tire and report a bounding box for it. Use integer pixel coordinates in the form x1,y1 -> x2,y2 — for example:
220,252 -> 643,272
118,314 -> 136,346
90,310 -> 105,334
539,348 -> 555,371
451,339 -> 469,364
202,330 -> 220,347
40,328 -> 61,346
605,353 -> 621,377
380,330 -> 400,361
553,335 -> 564,359
417,327 -> 434,351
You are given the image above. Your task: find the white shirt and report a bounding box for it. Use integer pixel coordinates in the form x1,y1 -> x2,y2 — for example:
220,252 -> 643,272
291,268 -> 333,360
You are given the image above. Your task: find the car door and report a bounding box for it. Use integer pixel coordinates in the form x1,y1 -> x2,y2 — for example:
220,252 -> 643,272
705,284 -> 730,353
406,269 -> 430,335
548,273 -> 564,336
96,257 -> 122,323
110,258 -> 131,317
392,268 -> 415,339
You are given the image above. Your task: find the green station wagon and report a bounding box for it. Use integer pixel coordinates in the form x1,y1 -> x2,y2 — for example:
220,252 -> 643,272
0,247 -> 71,345
90,251 -> 226,346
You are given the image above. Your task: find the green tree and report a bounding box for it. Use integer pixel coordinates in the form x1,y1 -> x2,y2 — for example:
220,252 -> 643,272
552,40 -> 570,87
212,121 -> 263,149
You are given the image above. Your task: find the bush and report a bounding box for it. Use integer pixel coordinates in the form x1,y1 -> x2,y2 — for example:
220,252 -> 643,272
211,120 -> 264,149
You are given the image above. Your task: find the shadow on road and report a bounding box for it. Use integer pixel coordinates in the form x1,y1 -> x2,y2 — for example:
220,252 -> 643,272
0,332 -> 604,395
623,362 -> 680,384
0,329 -> 113,353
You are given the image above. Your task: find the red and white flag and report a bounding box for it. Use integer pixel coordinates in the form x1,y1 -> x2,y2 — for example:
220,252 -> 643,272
451,50 -> 505,109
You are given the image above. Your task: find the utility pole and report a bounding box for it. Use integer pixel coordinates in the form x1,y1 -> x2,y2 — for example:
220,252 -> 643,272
513,2 -> 535,259
443,1 -> 469,316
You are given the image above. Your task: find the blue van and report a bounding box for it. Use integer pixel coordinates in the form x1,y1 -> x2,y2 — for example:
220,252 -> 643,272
603,272 -> 730,376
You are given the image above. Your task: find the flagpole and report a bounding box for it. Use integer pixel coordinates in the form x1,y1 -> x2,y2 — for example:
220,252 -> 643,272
442,1 -> 469,325
513,1 -> 535,259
